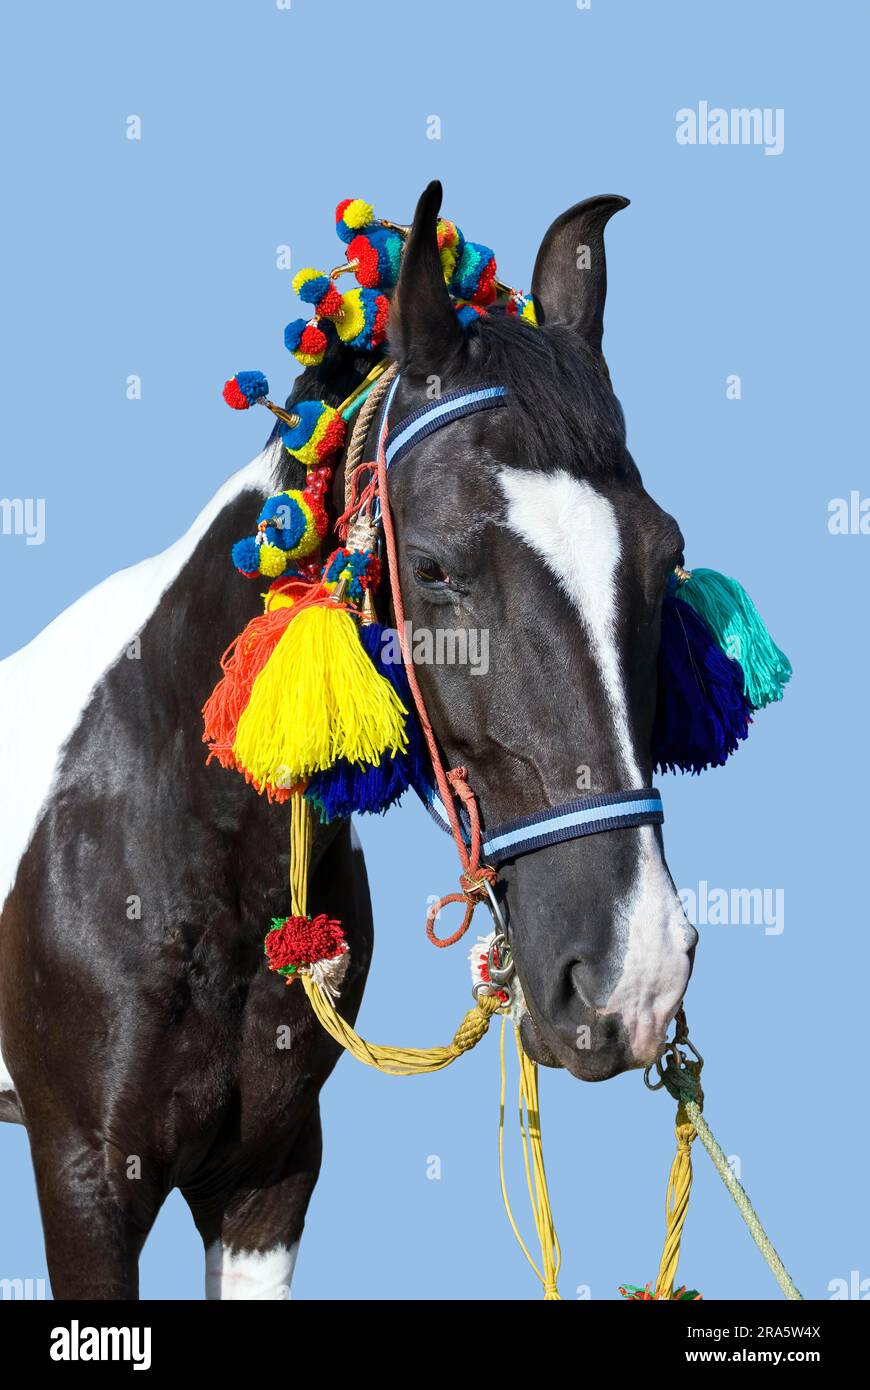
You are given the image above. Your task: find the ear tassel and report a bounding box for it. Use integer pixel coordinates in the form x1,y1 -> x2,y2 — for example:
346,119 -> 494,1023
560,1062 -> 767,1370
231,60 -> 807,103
653,591 -> 752,775
676,568 -> 792,710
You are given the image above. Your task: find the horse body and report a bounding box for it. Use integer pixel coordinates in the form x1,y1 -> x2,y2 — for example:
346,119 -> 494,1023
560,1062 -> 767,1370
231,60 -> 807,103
0,444 -> 374,1297
0,182 -> 698,1297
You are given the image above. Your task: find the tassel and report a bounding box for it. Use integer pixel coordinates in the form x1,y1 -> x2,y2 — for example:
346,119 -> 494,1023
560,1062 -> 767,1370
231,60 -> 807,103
232,596 -> 409,792
653,591 -> 752,775
305,623 -> 432,819
677,568 -> 791,710
202,600 -> 296,771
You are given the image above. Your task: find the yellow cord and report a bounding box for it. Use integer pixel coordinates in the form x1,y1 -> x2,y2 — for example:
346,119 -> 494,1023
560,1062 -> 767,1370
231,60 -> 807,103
653,1118 -> 697,1299
498,1019 -> 562,1300
290,790 -> 313,917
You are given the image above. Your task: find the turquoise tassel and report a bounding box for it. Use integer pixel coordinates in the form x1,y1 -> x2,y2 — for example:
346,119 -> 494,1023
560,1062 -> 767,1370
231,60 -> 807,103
677,568 -> 792,710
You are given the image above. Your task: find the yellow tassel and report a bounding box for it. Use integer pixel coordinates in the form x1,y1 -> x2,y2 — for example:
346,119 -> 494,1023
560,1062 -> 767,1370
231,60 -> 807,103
233,601 -> 409,789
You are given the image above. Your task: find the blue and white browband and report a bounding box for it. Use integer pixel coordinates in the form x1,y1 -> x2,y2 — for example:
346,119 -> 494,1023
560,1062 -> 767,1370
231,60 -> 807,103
422,786 -> 664,864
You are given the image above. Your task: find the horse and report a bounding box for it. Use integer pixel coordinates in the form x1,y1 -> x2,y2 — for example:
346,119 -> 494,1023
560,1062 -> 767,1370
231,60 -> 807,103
0,181 -> 697,1300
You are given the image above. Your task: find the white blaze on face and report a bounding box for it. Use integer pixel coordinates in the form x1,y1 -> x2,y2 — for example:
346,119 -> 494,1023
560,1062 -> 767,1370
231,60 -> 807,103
499,468 -> 694,1060
205,1240 -> 299,1300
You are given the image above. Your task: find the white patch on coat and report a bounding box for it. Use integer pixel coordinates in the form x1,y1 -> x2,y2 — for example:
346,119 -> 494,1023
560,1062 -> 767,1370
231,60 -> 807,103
0,1051 -> 13,1092
599,827 -> 696,1062
0,443 -> 279,922
498,469 -> 640,784
205,1240 -> 299,1300
498,469 -> 694,1060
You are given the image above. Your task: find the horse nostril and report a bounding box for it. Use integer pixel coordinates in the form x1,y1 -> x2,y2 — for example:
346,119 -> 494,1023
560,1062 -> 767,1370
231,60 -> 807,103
569,960 -> 605,1011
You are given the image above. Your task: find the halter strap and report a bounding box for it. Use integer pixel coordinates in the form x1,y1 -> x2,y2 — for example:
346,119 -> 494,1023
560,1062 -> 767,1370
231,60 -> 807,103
423,786 -> 664,864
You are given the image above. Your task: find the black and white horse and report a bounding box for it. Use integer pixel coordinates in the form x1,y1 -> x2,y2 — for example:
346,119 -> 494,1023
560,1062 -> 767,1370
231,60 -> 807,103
0,183 -> 697,1299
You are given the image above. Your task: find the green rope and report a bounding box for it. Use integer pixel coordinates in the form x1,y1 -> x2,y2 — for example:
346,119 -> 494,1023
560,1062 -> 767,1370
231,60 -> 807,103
684,1099 -> 803,1301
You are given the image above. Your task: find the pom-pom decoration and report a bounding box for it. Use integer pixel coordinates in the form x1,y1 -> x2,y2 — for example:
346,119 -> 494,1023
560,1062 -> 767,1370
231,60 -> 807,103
264,913 -> 350,1001
347,227 -> 404,290
284,317 -> 329,367
332,288 -> 390,351
335,197 -> 375,244
675,568 -> 792,711
455,300 -> 487,329
231,489 -> 328,579
449,240 -> 498,307
652,586 -> 752,775
280,400 -> 346,468
437,218 -> 465,283
322,546 -> 380,602
223,371 -> 269,410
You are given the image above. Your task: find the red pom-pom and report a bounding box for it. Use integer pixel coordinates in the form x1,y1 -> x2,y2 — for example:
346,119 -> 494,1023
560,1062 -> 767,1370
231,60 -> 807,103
472,257 -> 498,307
223,377 -> 250,410
300,323 -> 328,356
264,914 -> 346,974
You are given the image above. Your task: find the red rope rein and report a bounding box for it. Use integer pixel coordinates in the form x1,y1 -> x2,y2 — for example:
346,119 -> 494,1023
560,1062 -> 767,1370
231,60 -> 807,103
374,402 -> 496,948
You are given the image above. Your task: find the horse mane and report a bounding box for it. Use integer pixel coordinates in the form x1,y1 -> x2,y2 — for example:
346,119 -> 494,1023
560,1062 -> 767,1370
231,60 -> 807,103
464,310 -> 635,478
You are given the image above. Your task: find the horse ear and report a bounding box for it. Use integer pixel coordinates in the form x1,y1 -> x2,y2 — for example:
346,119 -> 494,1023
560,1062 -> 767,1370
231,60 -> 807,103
389,180 -> 465,380
531,195 -> 629,357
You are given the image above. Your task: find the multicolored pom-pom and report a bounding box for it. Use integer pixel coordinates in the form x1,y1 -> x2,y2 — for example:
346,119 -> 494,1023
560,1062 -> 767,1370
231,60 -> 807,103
335,197 -> 375,244
437,218 -> 465,283
223,371 -> 269,410
284,318 -> 329,367
264,913 -> 350,1000
450,241 -> 497,306
231,487 -> 328,578
332,288 -> 390,351
322,546 -> 380,602
347,227 -> 404,290
280,399 -> 346,468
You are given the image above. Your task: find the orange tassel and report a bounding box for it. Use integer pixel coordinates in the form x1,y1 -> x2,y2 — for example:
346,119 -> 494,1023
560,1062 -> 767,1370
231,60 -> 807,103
203,603 -> 296,771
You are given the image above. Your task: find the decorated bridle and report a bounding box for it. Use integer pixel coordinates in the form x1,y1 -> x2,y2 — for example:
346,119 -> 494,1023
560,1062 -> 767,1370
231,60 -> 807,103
203,195 -> 795,1301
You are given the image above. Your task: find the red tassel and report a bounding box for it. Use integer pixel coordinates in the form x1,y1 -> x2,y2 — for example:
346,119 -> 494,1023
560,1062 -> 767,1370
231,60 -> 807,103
203,604 -> 295,770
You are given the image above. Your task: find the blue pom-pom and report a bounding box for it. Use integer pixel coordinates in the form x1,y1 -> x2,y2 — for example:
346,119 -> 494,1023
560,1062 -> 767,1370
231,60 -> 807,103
283,319 -> 307,353
652,590 -> 753,774
280,399 -> 323,451
235,370 -> 269,403
258,493 -> 306,552
232,537 -> 261,575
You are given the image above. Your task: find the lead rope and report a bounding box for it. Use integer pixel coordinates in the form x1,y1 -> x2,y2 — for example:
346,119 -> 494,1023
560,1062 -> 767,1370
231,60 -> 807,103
642,1011 -> 802,1301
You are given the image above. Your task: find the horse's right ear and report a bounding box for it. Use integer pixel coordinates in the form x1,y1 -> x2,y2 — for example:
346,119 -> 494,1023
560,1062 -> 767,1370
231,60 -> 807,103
531,195 -> 629,358
389,181 -> 465,381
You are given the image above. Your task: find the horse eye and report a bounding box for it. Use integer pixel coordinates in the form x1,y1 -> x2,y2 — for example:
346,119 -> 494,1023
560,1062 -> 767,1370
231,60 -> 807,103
413,556 -> 450,587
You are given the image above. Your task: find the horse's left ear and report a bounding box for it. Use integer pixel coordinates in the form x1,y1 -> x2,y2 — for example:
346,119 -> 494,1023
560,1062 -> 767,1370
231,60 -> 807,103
389,180 -> 466,380
531,195 -> 629,358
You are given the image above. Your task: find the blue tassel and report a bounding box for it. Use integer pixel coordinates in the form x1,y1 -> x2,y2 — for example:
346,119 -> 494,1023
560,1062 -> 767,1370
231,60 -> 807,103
305,623 -> 433,819
652,588 -> 753,775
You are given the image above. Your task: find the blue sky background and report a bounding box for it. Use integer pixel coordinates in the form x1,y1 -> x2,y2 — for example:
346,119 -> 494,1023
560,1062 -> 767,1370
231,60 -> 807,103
0,0 -> 867,1300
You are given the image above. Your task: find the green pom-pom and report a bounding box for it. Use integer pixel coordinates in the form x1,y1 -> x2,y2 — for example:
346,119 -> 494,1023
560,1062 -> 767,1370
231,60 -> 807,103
677,568 -> 792,711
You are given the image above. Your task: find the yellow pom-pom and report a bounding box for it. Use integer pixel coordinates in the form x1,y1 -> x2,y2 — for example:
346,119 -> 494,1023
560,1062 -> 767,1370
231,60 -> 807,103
233,604 -> 409,788
258,543 -> 288,578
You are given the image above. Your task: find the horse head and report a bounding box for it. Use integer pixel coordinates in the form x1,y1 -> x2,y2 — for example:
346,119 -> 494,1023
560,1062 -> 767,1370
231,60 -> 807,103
383,182 -> 697,1081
